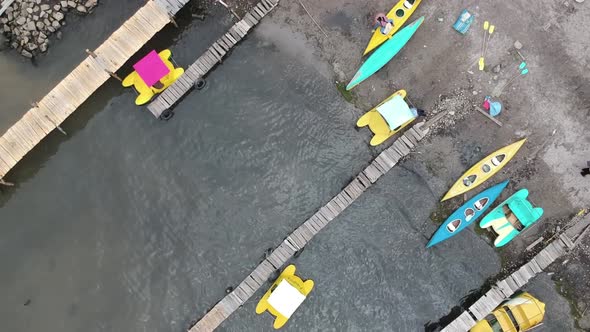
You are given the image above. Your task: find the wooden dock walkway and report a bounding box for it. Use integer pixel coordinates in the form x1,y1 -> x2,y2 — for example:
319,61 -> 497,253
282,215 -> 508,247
440,212 -> 590,332
0,0 -> 190,183
188,123 -> 430,332
147,0 -> 281,118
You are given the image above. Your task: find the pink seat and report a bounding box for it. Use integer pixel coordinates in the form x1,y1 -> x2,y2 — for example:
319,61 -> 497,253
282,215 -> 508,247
133,50 -> 171,87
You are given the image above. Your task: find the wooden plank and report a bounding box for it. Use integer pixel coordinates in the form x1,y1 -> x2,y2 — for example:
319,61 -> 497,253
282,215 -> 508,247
249,7 -> 263,20
224,32 -> 238,45
216,37 -> 231,51
400,135 -> 414,149
243,13 -> 258,26
211,43 -> 226,58
253,6 -> 265,19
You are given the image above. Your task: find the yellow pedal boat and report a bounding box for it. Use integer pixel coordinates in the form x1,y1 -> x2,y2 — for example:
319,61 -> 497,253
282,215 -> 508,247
441,139 -> 526,201
356,89 -> 417,146
122,49 -> 184,106
256,265 -> 314,329
363,0 -> 422,55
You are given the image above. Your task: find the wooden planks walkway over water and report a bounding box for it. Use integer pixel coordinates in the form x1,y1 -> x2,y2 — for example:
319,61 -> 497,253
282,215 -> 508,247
189,123 -> 430,332
147,0 -> 281,118
441,213 -> 590,332
0,0 -> 190,182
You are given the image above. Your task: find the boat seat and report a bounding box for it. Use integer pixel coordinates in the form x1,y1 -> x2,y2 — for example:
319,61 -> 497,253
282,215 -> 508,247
502,205 -> 524,231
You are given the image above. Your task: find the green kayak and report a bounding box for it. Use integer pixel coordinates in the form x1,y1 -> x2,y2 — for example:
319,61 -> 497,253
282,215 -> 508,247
346,16 -> 424,91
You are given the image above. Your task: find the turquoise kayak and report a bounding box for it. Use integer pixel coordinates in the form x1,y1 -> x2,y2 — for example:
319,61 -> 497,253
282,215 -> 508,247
346,16 -> 425,90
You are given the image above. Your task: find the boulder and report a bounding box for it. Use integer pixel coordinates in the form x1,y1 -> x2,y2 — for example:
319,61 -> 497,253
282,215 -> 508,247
33,15 -> 38,21
67,1 -> 76,8
36,21 -> 44,30
85,0 -> 98,9
60,1 -> 68,10
33,5 -> 39,13
52,11 -> 64,21
51,20 -> 61,29
40,4 -> 50,11
40,41 -> 47,52
26,7 -> 33,14
21,49 -> 33,58
25,21 -> 36,31
53,5 -> 60,11
27,42 -> 37,51
47,26 -> 55,32
76,5 -> 86,13
0,18 -> 7,24
43,18 -> 50,26
16,17 -> 26,25
56,31 -> 62,39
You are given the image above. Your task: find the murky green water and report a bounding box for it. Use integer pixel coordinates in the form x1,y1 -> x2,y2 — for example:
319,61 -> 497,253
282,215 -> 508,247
1,1 -> 572,332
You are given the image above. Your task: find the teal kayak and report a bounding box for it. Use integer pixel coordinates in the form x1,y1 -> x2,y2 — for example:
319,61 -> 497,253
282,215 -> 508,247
346,16 -> 425,90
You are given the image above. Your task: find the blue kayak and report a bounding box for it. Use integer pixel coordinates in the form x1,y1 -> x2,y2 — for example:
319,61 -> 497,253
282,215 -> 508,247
346,16 -> 425,90
427,180 -> 509,248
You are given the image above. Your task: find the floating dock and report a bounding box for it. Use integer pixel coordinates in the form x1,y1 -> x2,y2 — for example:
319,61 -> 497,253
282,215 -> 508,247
0,0 -> 196,182
440,212 -> 590,332
189,123 -> 430,332
147,0 -> 281,118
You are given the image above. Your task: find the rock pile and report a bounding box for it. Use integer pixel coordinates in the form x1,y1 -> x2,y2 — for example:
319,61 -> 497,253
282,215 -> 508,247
1,0 -> 99,58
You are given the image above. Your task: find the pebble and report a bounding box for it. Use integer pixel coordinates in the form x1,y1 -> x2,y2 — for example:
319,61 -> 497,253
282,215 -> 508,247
472,91 -> 479,95
492,64 -> 502,73
514,40 -> 523,50
437,17 -> 444,22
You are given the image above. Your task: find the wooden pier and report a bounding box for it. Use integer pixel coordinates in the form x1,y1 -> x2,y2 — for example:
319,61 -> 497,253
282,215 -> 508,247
189,123 -> 430,332
0,0 -> 190,183
147,0 -> 281,118
440,212 -> 590,332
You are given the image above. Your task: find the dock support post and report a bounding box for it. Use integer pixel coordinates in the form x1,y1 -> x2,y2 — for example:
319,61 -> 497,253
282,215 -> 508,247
0,178 -> 14,187
85,49 -> 97,58
43,115 -> 67,136
106,70 -> 122,82
168,14 -> 179,28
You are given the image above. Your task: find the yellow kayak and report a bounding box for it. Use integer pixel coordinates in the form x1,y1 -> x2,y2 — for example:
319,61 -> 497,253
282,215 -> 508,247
441,139 -> 526,201
363,0 -> 422,55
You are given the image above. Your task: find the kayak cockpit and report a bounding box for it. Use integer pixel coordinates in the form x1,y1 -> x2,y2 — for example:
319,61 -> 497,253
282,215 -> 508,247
446,219 -> 462,233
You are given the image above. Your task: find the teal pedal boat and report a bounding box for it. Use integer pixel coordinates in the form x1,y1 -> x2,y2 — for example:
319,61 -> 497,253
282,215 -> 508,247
479,188 -> 544,247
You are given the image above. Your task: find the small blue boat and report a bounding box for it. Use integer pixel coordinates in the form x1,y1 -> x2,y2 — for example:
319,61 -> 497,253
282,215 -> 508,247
427,180 -> 509,248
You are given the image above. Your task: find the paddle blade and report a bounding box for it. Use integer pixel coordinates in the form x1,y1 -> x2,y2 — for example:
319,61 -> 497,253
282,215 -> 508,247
484,21 -> 489,30
519,61 -> 527,69
489,25 -> 495,34
478,57 -> 485,71
521,68 -> 529,75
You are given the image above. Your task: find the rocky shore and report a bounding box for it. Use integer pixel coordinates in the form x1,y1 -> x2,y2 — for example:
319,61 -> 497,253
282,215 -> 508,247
0,0 -> 98,57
